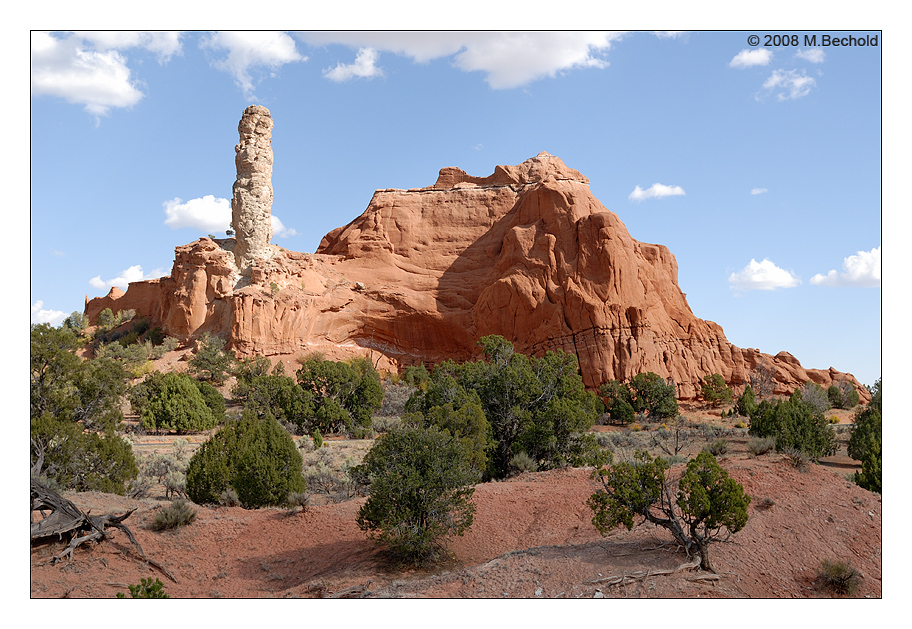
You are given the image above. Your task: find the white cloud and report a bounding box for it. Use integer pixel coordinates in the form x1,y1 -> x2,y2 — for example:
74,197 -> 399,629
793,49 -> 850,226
761,68 -> 816,100
30,31 -> 183,119
729,259 -> 801,291
74,31 -> 183,62
628,183 -> 686,202
31,31 -> 145,118
750,187 -> 769,195
89,265 -> 167,292
31,301 -> 67,326
324,47 -> 383,82
201,31 -> 305,98
810,247 -> 880,287
271,216 -> 299,238
729,48 -> 773,68
164,195 -> 231,232
795,48 -> 825,63
298,31 -> 624,89
164,195 -> 297,238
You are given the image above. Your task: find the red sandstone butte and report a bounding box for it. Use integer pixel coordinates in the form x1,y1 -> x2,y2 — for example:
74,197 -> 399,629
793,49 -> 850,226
85,152 -> 867,401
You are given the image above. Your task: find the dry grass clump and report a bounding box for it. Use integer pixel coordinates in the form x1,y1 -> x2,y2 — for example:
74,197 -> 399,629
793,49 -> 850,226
152,499 -> 197,531
817,559 -> 861,596
747,436 -> 776,456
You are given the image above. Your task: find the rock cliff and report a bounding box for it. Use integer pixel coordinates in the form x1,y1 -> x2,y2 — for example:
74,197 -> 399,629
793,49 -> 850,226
85,146 -> 866,401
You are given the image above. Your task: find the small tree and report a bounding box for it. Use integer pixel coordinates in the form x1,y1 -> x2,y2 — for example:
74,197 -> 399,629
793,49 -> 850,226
628,372 -> 679,420
701,374 -> 733,408
734,385 -> 758,418
354,424 -> 480,565
188,332 -> 235,385
848,378 -> 881,493
749,363 -> 775,399
828,381 -> 860,410
588,450 -> 750,572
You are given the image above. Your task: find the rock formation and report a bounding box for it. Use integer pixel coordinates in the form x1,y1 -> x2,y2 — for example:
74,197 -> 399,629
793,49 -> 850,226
231,105 -> 274,270
85,141 -> 868,401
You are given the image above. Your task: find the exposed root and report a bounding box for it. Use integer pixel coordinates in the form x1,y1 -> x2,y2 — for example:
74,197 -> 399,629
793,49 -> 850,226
587,556 -> 701,587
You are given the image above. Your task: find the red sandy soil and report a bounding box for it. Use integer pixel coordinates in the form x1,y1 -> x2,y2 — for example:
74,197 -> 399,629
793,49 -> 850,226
30,446 -> 881,600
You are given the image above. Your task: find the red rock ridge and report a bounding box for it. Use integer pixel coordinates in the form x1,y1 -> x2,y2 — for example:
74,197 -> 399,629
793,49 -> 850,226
85,153 -> 867,401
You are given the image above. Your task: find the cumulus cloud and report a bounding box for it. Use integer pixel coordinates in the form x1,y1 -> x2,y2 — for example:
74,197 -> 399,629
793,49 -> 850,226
271,215 -> 299,238
163,195 -> 298,238
30,31 -> 183,119
810,247 -> 880,287
31,301 -> 67,326
628,183 -> 686,202
761,68 -> 816,100
795,48 -> 825,63
31,31 -> 145,118
201,31 -> 305,98
164,195 -> 231,232
324,47 -> 382,82
750,187 -> 769,195
74,31 -> 182,62
298,31 -> 624,89
729,48 -> 773,68
89,265 -> 167,292
728,259 -> 801,292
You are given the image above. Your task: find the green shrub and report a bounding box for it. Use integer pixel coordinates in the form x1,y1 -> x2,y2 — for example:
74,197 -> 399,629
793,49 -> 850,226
848,378 -> 881,493
116,577 -> 169,599
296,356 -> 382,435
140,373 -> 219,433
31,414 -> 138,494
402,364 -> 429,388
236,373 -> 313,431
31,323 -> 129,432
600,373 -> 677,423
406,337 -> 599,480
354,424 -> 480,565
734,386 -> 758,418
828,381 -> 860,410
817,559 -> 861,596
152,499 -> 197,531
748,390 -> 837,459
186,413 -> 306,509
188,332 -> 235,385
312,427 -> 323,449
628,372 -> 679,420
701,374 -> 733,408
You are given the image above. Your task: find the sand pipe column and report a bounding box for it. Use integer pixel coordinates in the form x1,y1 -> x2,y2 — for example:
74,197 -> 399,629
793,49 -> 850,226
231,105 -> 274,270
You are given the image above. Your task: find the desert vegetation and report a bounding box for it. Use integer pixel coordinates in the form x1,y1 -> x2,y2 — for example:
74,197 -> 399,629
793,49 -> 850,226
30,315 -> 882,597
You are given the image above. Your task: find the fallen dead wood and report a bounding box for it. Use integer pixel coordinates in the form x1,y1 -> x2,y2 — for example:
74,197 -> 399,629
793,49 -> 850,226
30,478 -> 177,583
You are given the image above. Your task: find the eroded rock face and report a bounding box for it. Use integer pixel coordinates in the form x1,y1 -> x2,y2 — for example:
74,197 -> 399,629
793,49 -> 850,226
231,105 -> 273,270
86,152 -> 868,401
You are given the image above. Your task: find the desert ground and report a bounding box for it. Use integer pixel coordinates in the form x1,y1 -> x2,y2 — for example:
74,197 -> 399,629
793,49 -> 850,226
30,400 -> 881,601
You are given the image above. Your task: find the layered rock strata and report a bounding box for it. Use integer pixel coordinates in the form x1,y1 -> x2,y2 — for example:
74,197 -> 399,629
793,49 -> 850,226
86,151 -> 867,401
231,105 -> 274,270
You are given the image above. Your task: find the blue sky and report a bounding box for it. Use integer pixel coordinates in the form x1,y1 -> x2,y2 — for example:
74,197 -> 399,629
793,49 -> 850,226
30,29 -> 884,387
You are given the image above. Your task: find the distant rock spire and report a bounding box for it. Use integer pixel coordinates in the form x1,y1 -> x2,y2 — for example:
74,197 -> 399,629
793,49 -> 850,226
231,105 -> 274,270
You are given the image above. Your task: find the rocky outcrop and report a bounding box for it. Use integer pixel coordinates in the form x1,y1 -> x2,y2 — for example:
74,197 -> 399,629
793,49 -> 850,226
86,150 -> 867,401
231,105 -> 274,270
